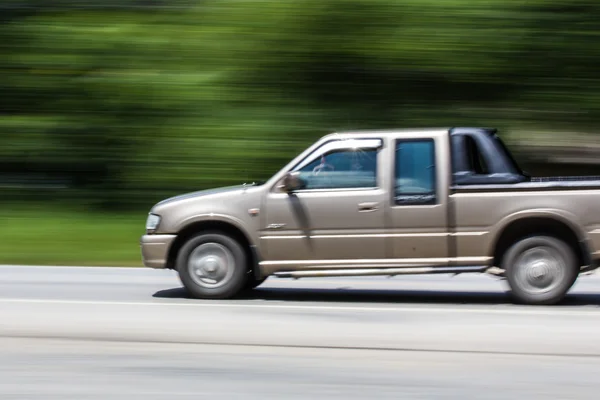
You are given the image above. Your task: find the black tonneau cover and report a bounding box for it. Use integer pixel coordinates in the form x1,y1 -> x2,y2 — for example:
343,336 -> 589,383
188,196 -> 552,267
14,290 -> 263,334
449,127 -> 600,190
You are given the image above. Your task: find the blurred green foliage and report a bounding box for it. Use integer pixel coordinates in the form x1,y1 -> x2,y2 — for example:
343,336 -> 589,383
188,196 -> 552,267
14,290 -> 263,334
3,0 -> 600,210
0,206 -> 142,265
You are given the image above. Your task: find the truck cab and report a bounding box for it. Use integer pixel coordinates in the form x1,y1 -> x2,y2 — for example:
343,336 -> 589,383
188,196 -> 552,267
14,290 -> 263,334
141,127 -> 600,305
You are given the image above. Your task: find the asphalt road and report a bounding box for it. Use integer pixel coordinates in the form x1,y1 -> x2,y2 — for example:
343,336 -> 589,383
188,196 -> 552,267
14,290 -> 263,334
2,265 -> 600,399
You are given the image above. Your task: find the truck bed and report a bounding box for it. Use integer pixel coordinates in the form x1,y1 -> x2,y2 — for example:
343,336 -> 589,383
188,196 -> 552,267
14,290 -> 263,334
531,175 -> 600,183
453,176 -> 600,192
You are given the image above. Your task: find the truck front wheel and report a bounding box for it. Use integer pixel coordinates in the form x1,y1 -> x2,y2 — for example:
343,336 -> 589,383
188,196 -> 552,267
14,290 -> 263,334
244,276 -> 267,290
503,235 -> 578,305
176,232 -> 248,299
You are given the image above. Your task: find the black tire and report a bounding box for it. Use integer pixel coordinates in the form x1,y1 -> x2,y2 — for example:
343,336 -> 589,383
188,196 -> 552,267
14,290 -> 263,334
503,235 -> 578,305
176,232 -> 248,299
243,276 -> 267,291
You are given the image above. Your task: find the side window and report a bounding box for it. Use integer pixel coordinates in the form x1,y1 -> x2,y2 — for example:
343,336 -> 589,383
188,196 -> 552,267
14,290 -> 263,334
294,147 -> 378,190
394,139 -> 436,205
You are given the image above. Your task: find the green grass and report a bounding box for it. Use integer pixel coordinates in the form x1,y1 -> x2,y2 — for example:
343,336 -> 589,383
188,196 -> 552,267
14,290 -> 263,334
0,207 -> 146,266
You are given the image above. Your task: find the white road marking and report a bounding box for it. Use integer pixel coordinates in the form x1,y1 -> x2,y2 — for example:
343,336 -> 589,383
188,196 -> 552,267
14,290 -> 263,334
0,265 -> 151,271
0,297 -> 599,316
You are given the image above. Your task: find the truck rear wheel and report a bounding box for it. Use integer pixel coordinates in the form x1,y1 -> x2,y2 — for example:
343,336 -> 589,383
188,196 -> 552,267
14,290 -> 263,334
176,232 -> 248,299
503,235 -> 578,305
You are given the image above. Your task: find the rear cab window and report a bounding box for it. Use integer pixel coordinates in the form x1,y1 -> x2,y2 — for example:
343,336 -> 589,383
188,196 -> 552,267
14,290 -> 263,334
394,139 -> 437,205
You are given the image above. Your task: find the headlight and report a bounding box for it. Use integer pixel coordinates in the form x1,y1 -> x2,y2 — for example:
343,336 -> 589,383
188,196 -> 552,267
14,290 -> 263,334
146,213 -> 161,232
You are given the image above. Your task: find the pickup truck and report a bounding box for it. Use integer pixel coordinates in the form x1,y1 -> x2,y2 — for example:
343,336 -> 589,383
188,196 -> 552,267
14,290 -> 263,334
140,127 -> 600,305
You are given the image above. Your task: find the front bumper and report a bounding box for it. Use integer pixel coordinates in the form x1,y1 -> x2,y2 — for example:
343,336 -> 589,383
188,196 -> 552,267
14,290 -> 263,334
140,234 -> 177,269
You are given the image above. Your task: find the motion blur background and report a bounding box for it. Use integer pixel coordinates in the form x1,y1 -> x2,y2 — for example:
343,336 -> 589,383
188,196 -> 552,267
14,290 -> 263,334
2,0 -> 600,266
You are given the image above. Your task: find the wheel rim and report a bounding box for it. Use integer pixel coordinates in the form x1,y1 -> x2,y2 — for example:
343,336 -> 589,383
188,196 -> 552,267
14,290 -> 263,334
513,245 -> 566,295
187,243 -> 235,288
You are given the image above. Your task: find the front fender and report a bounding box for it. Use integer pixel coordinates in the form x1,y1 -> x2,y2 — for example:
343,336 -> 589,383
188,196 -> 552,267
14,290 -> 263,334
175,213 -> 257,247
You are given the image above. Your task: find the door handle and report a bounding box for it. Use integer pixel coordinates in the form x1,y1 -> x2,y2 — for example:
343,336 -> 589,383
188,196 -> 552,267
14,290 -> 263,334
358,202 -> 379,212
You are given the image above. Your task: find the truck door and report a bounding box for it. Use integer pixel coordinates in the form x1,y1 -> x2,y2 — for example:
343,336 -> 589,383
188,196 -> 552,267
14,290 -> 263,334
387,136 -> 450,265
260,138 -> 387,271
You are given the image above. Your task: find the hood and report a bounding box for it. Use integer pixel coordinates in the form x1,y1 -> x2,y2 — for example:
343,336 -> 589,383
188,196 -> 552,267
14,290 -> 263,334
153,185 -> 247,208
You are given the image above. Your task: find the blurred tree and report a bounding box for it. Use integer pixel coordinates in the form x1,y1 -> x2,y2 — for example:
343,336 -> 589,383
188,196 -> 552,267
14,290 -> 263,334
2,0 -> 600,209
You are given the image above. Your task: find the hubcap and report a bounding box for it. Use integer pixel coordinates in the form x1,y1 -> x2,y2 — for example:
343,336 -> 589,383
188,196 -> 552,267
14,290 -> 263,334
514,246 -> 566,294
188,243 -> 235,288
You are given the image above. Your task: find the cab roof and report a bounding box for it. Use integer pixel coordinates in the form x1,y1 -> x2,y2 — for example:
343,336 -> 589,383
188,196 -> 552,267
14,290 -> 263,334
324,127 -> 498,140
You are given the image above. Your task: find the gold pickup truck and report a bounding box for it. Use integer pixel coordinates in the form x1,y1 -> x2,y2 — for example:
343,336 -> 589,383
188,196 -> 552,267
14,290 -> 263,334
140,127 -> 600,305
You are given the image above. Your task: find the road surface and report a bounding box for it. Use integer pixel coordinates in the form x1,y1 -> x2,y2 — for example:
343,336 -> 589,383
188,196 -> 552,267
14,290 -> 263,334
1,265 -> 600,399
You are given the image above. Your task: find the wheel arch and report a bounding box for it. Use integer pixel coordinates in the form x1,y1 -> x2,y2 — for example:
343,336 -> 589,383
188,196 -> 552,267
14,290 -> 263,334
166,217 -> 261,279
490,210 -> 592,270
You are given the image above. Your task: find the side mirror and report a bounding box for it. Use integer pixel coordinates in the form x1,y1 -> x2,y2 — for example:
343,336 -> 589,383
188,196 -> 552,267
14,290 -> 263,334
281,172 -> 305,193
